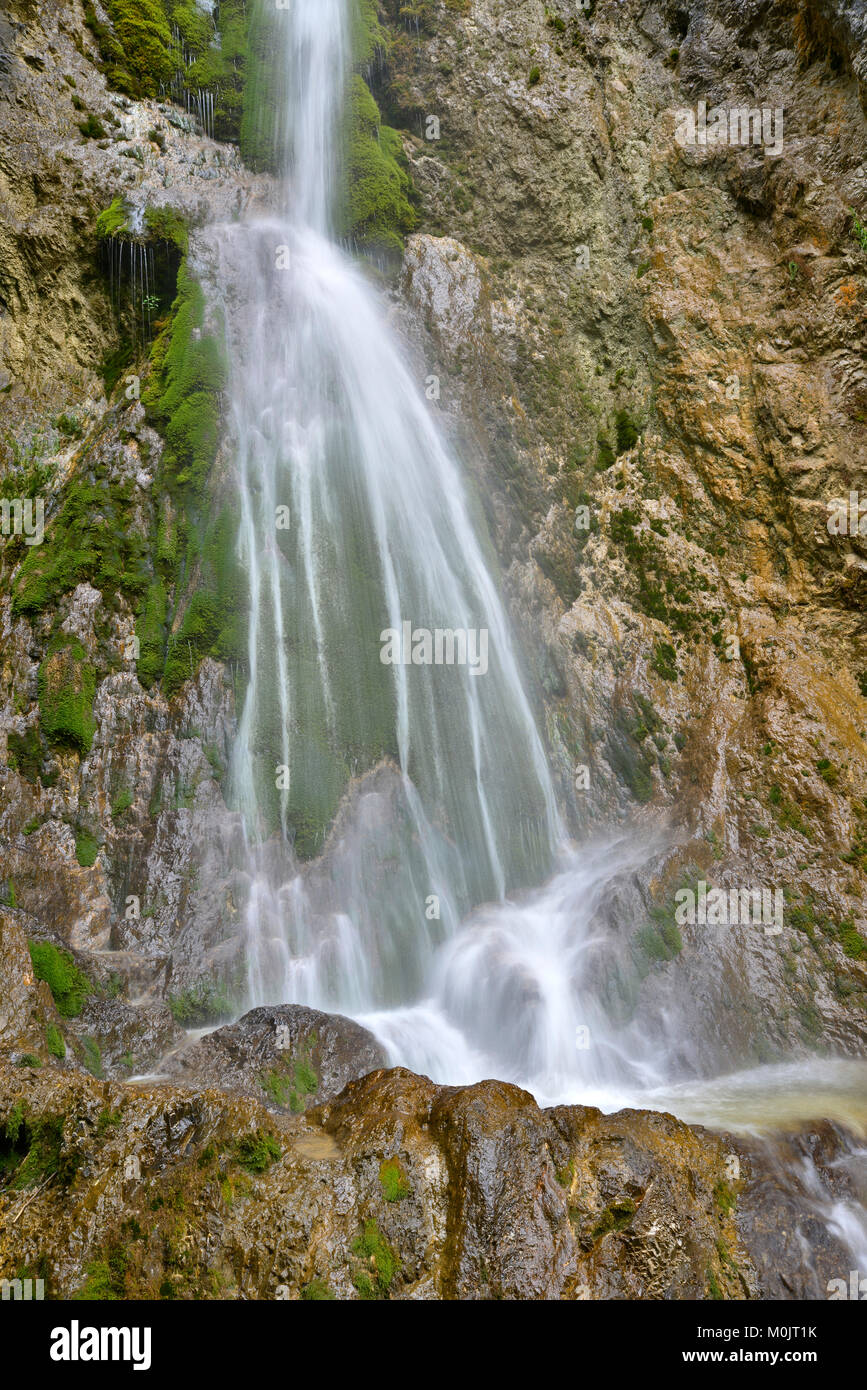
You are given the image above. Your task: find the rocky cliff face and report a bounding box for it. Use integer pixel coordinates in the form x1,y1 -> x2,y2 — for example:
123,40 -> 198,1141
1,0 -> 866,1298
386,0 -> 867,1070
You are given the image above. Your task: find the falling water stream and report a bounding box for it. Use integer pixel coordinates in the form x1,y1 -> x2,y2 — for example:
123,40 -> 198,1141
195,0 -> 865,1266
215,0 -> 560,1041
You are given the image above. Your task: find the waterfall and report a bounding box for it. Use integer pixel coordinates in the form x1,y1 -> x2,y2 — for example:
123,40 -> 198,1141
208,0 -> 573,1065
198,4 -> 867,1229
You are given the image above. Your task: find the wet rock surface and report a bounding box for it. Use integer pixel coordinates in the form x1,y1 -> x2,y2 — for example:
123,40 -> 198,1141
0,1052 -> 857,1300
159,1004 -> 389,1111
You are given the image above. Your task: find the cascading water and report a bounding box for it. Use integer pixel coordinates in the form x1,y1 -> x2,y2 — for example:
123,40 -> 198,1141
211,0 -> 572,1066
199,4 -> 867,1267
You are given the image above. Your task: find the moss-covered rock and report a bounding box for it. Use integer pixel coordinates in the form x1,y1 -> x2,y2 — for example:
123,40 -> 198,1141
339,75 -> 416,258
238,0 -> 282,171
86,0 -> 248,141
28,941 -> 91,1019
144,263 -> 225,496
13,472 -> 151,620
37,638 -> 97,755
94,0 -> 175,97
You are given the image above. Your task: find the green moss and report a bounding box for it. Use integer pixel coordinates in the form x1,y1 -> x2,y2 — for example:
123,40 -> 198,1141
767,785 -> 810,837
235,1130 -> 281,1173
301,1278 -> 336,1300
631,877 -> 691,973
556,1158 -> 577,1189
99,340 -> 134,399
36,637 -> 97,755
850,208 -> 867,254
167,980 -> 233,1026
339,76 -> 416,259
78,114 -> 107,139
353,0 -> 388,63
714,1180 -> 737,1215
351,1220 -> 399,1299
136,577 -> 169,688
80,1037 -> 104,1078
16,1054 -> 41,1068
295,1059 -> 318,1095
54,413 -> 84,440
75,829 -> 101,867
140,260 -> 246,697
3,1101 -> 25,1146
144,204 -> 189,254
634,918 -> 681,963
111,788 -> 134,818
97,0 -> 175,97
605,695 -> 665,804
160,511 -> 246,698
378,1155 -> 410,1202
259,1069 -> 291,1108
590,1198 -> 636,1240
96,197 -> 130,238
72,1243 -> 129,1300
1,1111 -> 78,1190
73,1261 -> 119,1300
839,919 -> 867,961
28,940 -> 91,1017
261,1035 -> 319,1112
45,1024 -> 66,1059
651,641 -> 677,682
13,470 -> 151,620
816,757 -> 839,788
162,592 -> 218,694
7,727 -> 43,782
156,506 -> 179,571
596,434 -> 615,470
615,411 -> 641,455
144,263 -> 226,494
239,0 -> 284,171
96,1108 -> 123,1136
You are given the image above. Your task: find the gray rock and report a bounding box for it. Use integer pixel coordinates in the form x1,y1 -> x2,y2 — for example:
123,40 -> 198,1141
158,1003 -> 388,1111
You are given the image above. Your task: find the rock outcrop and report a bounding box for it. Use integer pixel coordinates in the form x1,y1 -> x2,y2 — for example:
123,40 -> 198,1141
0,1046 -> 856,1299
159,1003 -> 389,1110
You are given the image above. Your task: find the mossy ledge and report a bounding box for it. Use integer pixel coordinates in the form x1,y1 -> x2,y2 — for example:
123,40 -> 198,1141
85,0 -> 248,142
139,250 -> 245,696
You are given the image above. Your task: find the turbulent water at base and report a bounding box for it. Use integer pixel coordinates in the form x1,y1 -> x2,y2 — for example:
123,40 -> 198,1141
204,0 -> 867,1262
